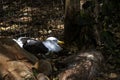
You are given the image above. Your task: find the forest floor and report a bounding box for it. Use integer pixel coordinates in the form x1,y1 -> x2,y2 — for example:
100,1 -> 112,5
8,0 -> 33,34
0,1 -> 120,80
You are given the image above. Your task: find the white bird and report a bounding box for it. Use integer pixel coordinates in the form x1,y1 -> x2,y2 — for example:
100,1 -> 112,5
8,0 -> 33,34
13,37 -> 64,55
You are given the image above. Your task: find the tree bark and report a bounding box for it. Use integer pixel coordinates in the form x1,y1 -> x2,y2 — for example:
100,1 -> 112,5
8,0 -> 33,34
64,0 -> 80,45
64,0 -> 101,50
59,51 -> 103,80
0,38 -> 51,80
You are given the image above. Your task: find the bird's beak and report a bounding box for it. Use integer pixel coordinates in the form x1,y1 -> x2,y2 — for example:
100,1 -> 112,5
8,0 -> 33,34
58,40 -> 64,45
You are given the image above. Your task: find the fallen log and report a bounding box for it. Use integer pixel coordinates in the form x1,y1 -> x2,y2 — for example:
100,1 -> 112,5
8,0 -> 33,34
0,38 -> 38,63
59,50 -> 103,80
0,38 -> 51,80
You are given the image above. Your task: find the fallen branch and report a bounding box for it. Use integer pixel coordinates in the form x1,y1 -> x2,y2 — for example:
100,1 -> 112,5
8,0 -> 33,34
0,38 -> 51,80
59,50 -> 103,80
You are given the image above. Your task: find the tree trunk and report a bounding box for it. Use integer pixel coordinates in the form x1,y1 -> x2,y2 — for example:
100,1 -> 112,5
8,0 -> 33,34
64,0 -> 101,50
64,0 -> 80,45
63,1 -> 103,79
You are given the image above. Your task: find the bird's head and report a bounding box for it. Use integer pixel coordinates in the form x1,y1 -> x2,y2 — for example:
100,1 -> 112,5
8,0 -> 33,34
46,37 -> 64,45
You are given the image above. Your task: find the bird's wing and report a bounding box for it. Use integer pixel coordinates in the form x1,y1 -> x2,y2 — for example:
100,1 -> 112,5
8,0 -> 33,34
13,39 -> 23,48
